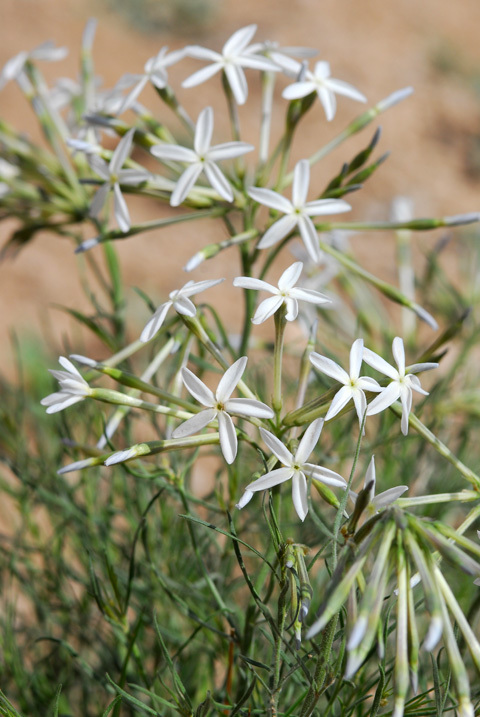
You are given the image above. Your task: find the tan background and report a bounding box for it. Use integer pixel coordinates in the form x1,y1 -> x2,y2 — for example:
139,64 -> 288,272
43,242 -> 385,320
1,0 -> 479,373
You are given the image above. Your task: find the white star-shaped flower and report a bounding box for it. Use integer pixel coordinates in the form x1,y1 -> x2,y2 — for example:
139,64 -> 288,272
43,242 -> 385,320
309,338 -> 382,430
140,277 -> 224,342
40,357 -> 91,414
88,128 -> 149,232
182,24 -> 278,105
248,159 -> 351,263
363,337 -> 438,435
116,47 -> 186,114
172,357 -> 274,464
350,456 -> 408,517
237,418 -> 346,521
0,41 -> 68,91
151,106 -> 253,206
282,60 -> 366,121
233,261 -> 330,324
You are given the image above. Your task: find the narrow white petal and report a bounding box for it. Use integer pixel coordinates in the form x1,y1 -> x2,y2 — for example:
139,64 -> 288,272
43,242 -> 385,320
194,106 -> 214,155
309,352 -> 349,384
224,398 -> 274,419
407,362 -> 439,374
292,472 -> 309,521
182,367 -> 215,406
298,215 -> 322,263
182,62 -> 222,88
252,295 -> 284,324
185,46 -> 222,62
284,297 -> 298,321
258,214 -> 298,249
373,486 -> 408,509
248,186 -> 293,214
259,428 -> 294,466
306,464 -> 347,487
237,55 -> 279,72
204,162 -> 233,201
362,348 -> 399,380
172,408 -> 217,438
349,338 -> 364,380
45,395 -> 85,413
171,164 -> 203,206
216,356 -> 247,402
207,141 -> 254,161
292,160 -> 310,208
352,389 -> 367,428
118,169 -> 150,185
357,377 -> 382,392
58,356 -> 81,375
140,302 -> 171,342
117,76 -> 148,114
236,490 -> 254,509
400,387 -> 412,435
88,155 -> 110,180
304,198 -> 351,216
233,277 -> 276,293
282,81 -> 316,100
225,63 -> 248,105
218,411 -> 237,464
317,86 -> 336,121
295,417 -> 324,463
151,144 -> 197,162
325,386 -> 353,421
180,277 -> 224,298
392,336 -> 406,375
89,182 -> 110,218
110,128 -> 135,174
173,295 -> 196,316
288,287 -> 330,304
366,382 -> 401,416
223,24 -> 257,56
247,467 -> 294,491
278,261 -> 303,291
326,78 -> 366,103
113,183 -> 130,232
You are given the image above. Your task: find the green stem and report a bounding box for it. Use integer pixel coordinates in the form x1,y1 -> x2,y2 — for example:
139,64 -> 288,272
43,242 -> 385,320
273,306 -> 287,420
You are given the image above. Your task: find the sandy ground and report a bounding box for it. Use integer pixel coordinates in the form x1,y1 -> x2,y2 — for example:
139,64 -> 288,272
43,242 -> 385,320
1,0 -> 480,374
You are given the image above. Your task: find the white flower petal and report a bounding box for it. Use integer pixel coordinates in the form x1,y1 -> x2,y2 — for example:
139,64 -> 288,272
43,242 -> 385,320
400,386 -> 413,435
278,261 -> 303,291
366,382 -> 401,416
180,277 -> 225,298
317,86 -> 336,121
295,417 -> 324,463
326,78 -> 366,103
224,398 -> 274,419
171,163 -> 203,206
357,376 -> 382,392
373,486 -> 408,510
284,297 -> 298,321
298,215 -> 321,263
259,428 -> 293,466
113,183 -> 130,232
252,295 -> 284,324
309,352 -> 349,384
117,75 -> 148,114
110,128 -> 135,175
182,367 -> 215,406
305,464 -> 347,487
304,198 -> 351,217
204,161 -> 233,201
237,55 -> 279,72
194,107 -> 214,156
325,385 -> 353,420
407,362 -> 439,374
248,186 -> 293,214
392,336 -> 406,375
88,155 -> 110,180
236,490 -> 254,509
182,62 -> 222,88
362,348 -> 399,380
223,24 -> 257,56
118,169 -> 150,185
282,81 -> 316,100
349,338 -> 364,380
172,295 -> 196,316
292,160 -> 310,208
288,287 -> 330,305
292,471 -> 309,521
151,143 -> 197,162
257,214 -> 298,249
89,182 -> 110,218
352,388 -> 367,429
140,302 -> 171,342
58,356 -> 81,375
172,408 -> 217,438
216,356 -> 247,402
185,46 -> 222,62
218,411 -> 237,464
207,141 -> 254,161
225,63 -> 248,105
233,277 -> 276,293
247,467 -> 294,491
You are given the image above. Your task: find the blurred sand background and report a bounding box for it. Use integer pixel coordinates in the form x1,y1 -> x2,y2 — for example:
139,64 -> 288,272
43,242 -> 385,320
1,0 -> 480,374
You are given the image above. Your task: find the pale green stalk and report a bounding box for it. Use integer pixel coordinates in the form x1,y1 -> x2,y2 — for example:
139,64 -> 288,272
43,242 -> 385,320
397,491 -> 479,507
393,535 -> 409,717
395,223 -> 416,340
273,305 -> 287,418
437,589 -> 474,717
258,71 -> 276,169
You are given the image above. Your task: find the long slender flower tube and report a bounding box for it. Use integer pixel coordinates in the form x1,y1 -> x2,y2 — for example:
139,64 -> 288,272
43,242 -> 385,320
41,357 -> 91,413
172,357 -> 274,464
309,338 -> 381,430
182,25 -> 278,105
363,337 -> 438,435
151,106 -> 253,206
87,128 -> 150,232
140,277 -> 224,342
233,261 -> 330,324
282,60 -> 366,121
237,418 -> 346,520
248,159 -> 351,262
